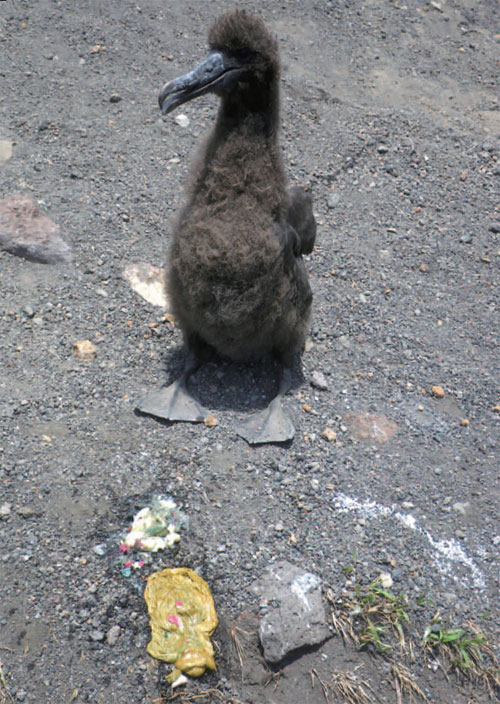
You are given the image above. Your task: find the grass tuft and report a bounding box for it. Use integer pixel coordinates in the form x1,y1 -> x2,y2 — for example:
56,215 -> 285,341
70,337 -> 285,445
422,616 -> 500,697
327,576 -> 412,656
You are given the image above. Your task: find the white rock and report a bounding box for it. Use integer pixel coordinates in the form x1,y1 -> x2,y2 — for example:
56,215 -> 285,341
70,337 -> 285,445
378,572 -> 393,589
0,502 -> 12,519
0,140 -> 13,164
174,114 -> 190,128
122,262 -> 168,308
452,501 -> 470,516
311,371 -> 328,390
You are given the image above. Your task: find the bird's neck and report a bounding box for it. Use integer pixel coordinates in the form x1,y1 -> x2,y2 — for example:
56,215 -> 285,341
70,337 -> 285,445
186,80 -> 287,216
216,81 -> 280,140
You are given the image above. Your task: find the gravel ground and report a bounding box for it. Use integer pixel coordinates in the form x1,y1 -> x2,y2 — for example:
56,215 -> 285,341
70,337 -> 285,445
1,1 -> 499,703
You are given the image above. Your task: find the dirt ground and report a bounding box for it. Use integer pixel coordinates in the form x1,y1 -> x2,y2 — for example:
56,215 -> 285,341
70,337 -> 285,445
1,1 -> 499,703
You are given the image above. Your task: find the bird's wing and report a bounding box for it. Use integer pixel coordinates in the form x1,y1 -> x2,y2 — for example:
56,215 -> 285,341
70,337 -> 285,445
286,185 -> 316,256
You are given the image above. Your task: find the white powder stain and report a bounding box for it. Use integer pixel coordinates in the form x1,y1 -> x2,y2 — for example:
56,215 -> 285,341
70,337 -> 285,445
333,493 -> 485,589
290,573 -> 319,612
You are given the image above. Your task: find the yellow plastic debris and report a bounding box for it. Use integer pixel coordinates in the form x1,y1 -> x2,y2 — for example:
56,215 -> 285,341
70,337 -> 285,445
144,567 -> 218,683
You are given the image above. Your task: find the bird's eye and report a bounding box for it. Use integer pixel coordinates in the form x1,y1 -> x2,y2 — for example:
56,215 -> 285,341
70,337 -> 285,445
233,48 -> 255,64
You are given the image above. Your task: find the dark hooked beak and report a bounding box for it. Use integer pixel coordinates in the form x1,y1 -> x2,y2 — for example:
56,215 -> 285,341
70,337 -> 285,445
158,51 -> 249,115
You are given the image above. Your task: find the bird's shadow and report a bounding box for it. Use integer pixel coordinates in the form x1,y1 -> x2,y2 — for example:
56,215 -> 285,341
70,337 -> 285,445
139,345 -> 305,418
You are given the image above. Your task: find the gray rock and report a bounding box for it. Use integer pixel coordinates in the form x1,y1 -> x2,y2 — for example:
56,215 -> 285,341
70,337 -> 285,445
89,629 -> 105,642
311,370 -> 328,391
452,501 -> 470,516
0,139 -> 13,164
0,193 -> 72,264
326,192 -> 340,209
18,505 -> 36,519
251,561 -> 329,663
460,233 -> 473,243
106,624 -> 121,645
0,503 -> 12,519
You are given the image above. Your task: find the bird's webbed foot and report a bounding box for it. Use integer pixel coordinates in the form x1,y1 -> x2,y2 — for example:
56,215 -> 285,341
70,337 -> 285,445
136,380 -> 208,422
235,366 -> 295,444
235,397 -> 295,444
136,353 -> 209,423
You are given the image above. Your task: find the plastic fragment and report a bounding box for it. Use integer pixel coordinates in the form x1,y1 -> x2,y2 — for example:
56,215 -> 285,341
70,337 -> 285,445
122,496 -> 187,553
171,673 -> 188,689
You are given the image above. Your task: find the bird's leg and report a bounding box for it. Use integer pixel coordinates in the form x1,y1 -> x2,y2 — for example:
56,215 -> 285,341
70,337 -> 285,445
136,352 -> 209,423
235,365 -> 295,444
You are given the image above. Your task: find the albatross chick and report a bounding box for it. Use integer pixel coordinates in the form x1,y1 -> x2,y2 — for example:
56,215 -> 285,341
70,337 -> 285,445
137,10 -> 316,444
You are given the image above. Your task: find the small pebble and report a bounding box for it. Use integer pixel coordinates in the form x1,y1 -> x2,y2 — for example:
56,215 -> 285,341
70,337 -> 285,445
106,624 -> 121,645
18,506 -> 36,519
321,428 -> 337,442
430,385 -> 445,398
453,502 -> 470,516
72,340 -> 97,361
204,414 -> 218,427
0,503 -> 12,519
326,192 -> 340,209
377,143 -> 389,154
311,371 -> 328,390
93,543 -> 107,556
175,114 -> 190,128
109,93 -> 122,103
378,572 -> 393,588
89,630 -> 105,642
0,139 -> 13,164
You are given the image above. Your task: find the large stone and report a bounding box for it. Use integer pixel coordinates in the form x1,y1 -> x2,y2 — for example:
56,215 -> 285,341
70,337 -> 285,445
0,193 -> 72,263
251,561 -> 329,663
122,262 -> 168,308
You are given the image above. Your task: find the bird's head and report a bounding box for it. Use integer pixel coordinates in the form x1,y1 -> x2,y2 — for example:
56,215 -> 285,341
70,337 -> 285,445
158,10 -> 280,116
